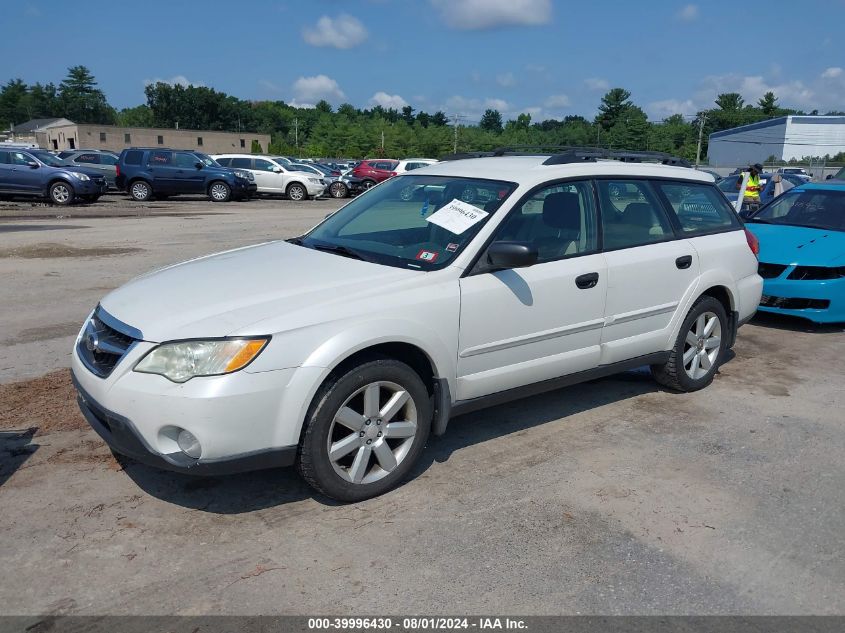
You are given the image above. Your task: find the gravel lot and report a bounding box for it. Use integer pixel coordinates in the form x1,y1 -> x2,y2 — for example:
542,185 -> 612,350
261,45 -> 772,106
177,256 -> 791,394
1,193 -> 844,616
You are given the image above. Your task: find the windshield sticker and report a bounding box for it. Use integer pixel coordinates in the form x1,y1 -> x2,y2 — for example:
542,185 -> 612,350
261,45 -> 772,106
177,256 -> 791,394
415,250 -> 439,263
420,198 -> 430,217
426,199 -> 489,234
446,243 -> 459,252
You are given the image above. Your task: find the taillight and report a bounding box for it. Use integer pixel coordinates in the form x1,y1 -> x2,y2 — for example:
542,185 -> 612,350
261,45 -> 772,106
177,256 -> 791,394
744,227 -> 759,258
115,164 -> 120,177
390,172 -> 397,177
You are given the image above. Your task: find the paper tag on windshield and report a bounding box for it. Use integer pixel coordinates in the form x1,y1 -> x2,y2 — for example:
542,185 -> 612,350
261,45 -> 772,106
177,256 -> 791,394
425,199 -> 488,235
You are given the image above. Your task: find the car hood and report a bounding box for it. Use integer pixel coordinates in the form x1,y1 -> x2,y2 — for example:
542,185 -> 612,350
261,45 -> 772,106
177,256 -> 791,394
58,165 -> 104,178
100,241 -> 419,342
747,223 -> 845,267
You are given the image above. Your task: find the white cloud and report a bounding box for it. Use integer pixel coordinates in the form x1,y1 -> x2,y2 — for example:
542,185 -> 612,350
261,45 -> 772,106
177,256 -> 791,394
584,77 -> 610,92
302,14 -> 368,49
698,73 -> 816,109
292,74 -> 346,104
485,98 -> 511,111
646,98 -> 699,119
822,67 -> 843,79
369,91 -> 408,109
496,72 -> 516,88
543,94 -> 571,108
430,0 -> 552,30
144,75 -> 203,88
676,4 -> 699,21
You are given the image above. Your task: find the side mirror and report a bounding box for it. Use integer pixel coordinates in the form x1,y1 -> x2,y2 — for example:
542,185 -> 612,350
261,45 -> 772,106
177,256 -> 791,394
273,167 -> 283,173
486,241 -> 538,270
195,162 -> 203,169
27,161 -> 39,169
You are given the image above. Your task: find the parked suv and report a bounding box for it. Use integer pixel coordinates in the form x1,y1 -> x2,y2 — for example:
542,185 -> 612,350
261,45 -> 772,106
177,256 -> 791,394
352,159 -> 400,189
115,148 -> 253,202
213,154 -> 325,200
60,150 -> 120,189
0,147 -> 108,204
72,149 -> 762,502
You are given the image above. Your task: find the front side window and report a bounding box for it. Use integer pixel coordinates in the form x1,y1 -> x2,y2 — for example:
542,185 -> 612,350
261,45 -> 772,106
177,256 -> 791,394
752,189 -> 845,231
174,152 -> 198,168
656,181 -> 738,235
492,180 -> 598,263
301,175 -> 518,270
30,151 -> 65,167
9,151 -> 33,166
597,179 -> 673,250
254,159 -> 275,172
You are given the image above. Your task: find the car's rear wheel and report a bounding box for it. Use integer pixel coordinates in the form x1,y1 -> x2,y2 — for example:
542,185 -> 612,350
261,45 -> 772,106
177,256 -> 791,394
362,179 -> 376,190
298,358 -> 431,502
129,180 -> 152,201
49,181 -> 75,205
287,183 -> 307,201
329,181 -> 348,198
651,296 -> 727,392
208,181 -> 231,202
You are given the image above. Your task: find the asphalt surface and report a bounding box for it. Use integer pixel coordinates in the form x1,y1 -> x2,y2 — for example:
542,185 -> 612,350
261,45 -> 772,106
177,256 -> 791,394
1,193 -> 844,616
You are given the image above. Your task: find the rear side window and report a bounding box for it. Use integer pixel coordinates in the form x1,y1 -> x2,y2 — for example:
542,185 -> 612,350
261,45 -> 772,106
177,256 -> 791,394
149,151 -> 172,165
100,154 -> 117,166
597,180 -> 673,250
76,153 -> 99,164
656,182 -> 739,235
0,151 -> 7,164
123,150 -> 143,165
216,157 -> 231,166
231,157 -> 252,168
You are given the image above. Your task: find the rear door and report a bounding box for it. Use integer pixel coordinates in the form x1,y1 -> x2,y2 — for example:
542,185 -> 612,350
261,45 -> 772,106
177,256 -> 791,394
0,150 -> 10,191
147,150 -> 177,192
597,178 -> 699,364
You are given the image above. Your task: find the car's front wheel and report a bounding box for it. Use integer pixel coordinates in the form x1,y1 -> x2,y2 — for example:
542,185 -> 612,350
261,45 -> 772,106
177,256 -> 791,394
651,296 -> 728,392
362,179 -> 376,190
49,181 -> 75,205
329,181 -> 348,198
287,183 -> 307,201
298,358 -> 431,502
208,181 -> 231,202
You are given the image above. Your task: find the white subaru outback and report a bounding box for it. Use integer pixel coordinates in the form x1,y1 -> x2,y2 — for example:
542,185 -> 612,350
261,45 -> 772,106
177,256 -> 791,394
72,149 -> 763,501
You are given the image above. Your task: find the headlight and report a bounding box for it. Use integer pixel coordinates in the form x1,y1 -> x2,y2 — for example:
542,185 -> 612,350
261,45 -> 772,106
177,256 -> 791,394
134,338 -> 269,383
70,171 -> 90,181
234,169 -> 253,181
308,178 -> 321,184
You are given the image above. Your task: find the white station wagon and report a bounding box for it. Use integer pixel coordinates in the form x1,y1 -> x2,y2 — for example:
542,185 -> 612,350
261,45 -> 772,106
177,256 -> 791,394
72,149 -> 763,501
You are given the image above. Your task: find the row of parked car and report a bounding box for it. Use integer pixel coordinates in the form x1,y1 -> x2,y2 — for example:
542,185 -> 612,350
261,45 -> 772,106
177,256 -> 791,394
0,145 -> 442,205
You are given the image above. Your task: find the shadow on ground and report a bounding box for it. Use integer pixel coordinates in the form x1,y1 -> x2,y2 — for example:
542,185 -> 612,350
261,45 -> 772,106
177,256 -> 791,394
120,367 -> 666,513
0,428 -> 38,487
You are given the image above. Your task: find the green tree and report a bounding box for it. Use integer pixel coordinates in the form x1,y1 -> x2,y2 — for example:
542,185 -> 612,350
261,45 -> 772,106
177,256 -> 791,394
58,65 -> 115,123
315,99 -> 333,114
596,88 -> 633,130
715,92 -> 744,111
757,91 -> 779,116
479,109 -> 503,133
401,105 -> 416,125
116,105 -> 154,127
0,79 -> 30,128
431,111 -> 449,126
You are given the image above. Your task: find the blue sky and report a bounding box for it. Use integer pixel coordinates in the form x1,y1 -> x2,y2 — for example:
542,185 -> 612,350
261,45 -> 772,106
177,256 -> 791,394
4,0 -> 845,123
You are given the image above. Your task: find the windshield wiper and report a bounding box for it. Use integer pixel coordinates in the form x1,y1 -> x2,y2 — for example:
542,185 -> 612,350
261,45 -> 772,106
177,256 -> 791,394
309,242 -> 372,262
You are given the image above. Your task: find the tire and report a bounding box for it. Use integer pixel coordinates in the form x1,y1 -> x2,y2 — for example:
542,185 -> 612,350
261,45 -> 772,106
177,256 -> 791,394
362,179 -> 376,190
49,181 -> 75,205
298,358 -> 432,502
651,296 -> 728,392
329,181 -> 348,198
208,181 -> 231,202
129,180 -> 152,202
287,182 -> 307,201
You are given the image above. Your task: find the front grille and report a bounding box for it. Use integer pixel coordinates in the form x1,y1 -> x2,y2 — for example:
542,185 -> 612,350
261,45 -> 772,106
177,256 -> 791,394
787,266 -> 845,281
758,262 -> 788,279
760,295 -> 830,310
76,308 -> 140,378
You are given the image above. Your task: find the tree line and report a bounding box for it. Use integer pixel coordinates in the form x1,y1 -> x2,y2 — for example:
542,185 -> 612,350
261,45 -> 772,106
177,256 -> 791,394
2,66 -> 843,162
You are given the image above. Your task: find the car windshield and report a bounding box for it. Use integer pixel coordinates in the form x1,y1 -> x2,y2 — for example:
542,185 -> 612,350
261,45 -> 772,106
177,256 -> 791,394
193,153 -> 219,167
717,176 -> 739,192
31,151 -> 66,167
299,175 -> 518,270
752,189 -> 845,231
291,163 -> 321,175
833,167 -> 845,179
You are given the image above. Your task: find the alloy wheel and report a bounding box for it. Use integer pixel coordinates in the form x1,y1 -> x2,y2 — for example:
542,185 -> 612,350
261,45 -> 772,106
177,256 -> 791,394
210,183 -> 230,201
683,311 -> 722,380
51,184 -> 70,203
326,381 -> 418,485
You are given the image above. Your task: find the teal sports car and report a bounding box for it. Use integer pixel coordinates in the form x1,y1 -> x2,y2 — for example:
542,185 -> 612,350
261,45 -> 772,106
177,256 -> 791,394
745,183 -> 845,323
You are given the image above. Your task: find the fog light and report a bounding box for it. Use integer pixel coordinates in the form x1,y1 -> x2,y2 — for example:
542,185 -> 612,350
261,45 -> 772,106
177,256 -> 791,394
177,429 -> 202,459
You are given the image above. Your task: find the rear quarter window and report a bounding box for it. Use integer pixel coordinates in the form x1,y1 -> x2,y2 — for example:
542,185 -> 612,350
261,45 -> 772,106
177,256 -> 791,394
656,181 -> 739,235
123,150 -> 143,165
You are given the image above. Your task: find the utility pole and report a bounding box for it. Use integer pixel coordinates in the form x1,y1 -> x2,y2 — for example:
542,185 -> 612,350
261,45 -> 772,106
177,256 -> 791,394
381,129 -> 385,151
695,113 -> 707,168
453,113 -> 459,153
294,118 -> 299,156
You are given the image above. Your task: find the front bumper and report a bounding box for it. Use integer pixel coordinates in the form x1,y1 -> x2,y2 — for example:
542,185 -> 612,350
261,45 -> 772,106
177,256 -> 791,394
307,183 -> 326,197
74,376 -> 297,475
72,178 -> 109,195
759,275 -> 844,323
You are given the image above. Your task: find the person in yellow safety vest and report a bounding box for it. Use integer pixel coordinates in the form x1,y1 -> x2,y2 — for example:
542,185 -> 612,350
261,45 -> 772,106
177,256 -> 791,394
737,163 -> 764,208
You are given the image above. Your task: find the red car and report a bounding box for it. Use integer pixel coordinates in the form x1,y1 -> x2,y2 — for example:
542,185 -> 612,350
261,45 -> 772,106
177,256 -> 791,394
352,159 -> 399,189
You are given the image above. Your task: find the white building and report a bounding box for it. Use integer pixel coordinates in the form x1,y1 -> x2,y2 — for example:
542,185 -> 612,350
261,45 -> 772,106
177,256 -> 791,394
707,115 -> 845,167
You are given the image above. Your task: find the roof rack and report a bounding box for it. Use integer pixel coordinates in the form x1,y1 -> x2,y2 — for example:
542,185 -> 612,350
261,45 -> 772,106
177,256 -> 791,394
440,145 -> 691,168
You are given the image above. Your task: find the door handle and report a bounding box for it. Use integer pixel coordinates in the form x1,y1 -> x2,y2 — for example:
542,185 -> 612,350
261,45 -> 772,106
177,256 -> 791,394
575,272 -> 599,289
676,255 -> 693,269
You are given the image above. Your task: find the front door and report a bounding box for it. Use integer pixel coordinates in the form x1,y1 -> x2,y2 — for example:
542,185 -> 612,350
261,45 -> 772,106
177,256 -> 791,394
172,152 -> 206,193
457,180 -> 607,401
5,151 -> 43,193
252,158 -> 282,193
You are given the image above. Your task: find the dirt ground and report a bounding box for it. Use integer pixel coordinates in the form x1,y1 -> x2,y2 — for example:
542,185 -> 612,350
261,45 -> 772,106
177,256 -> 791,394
1,193 -> 844,616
